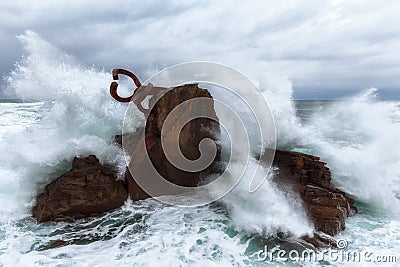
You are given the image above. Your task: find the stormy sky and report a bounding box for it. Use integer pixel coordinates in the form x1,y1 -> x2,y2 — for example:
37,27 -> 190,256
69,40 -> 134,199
1,0 -> 399,99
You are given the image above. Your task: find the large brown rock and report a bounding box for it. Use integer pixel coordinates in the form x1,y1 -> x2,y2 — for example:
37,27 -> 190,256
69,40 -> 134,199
142,83 -> 221,187
32,84 -> 356,242
271,150 -> 357,236
33,149 -> 356,239
120,84 -> 221,201
32,155 -> 128,223
33,84 -> 221,221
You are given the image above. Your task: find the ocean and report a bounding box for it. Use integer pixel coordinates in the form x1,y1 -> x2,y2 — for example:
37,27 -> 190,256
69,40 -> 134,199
0,32 -> 399,267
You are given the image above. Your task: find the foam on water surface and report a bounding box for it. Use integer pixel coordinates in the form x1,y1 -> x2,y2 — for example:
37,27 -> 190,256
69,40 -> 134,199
0,30 -> 399,266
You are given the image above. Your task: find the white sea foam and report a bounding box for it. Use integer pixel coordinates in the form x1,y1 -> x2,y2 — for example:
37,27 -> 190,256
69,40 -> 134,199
0,30 -> 399,266
0,31 -> 132,219
0,30 -> 313,235
0,200 -> 250,267
293,89 -> 400,215
218,158 -> 313,238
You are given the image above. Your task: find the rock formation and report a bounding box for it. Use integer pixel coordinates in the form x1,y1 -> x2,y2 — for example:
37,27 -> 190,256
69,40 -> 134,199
33,83 -> 221,221
32,84 -> 357,246
271,150 -> 357,236
132,83 -> 221,188
32,155 -> 127,223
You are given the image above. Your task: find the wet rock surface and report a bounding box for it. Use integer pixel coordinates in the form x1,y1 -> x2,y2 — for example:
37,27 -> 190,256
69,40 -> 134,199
132,84 -> 221,189
32,155 -> 127,223
33,84 -> 221,221
271,150 -> 357,236
32,84 -> 356,246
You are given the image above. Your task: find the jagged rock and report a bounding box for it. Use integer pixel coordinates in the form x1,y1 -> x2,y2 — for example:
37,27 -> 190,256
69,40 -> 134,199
33,84 -> 221,221
119,84 -> 221,200
32,155 -> 128,223
33,150 -> 356,240
39,240 -> 71,250
301,232 -> 338,248
271,150 -> 357,236
141,83 -> 221,187
32,84 -> 356,243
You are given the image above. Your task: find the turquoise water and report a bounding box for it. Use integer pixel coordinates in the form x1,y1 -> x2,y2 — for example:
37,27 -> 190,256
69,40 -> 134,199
0,99 -> 399,266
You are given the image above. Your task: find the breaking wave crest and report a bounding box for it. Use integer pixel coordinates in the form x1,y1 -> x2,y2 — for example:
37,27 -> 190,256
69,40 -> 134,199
0,30 -> 399,266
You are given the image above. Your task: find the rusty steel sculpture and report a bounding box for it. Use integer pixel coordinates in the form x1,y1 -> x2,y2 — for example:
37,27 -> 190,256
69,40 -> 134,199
110,68 -> 166,114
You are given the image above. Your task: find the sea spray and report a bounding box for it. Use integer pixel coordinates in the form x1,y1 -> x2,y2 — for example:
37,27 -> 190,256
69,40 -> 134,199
1,30 -> 399,266
1,30 -> 313,235
217,158 -> 313,238
295,89 -> 400,215
0,31 -> 131,218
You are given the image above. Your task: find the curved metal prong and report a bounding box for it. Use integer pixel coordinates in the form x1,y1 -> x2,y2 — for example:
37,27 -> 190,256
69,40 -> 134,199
110,68 -> 142,103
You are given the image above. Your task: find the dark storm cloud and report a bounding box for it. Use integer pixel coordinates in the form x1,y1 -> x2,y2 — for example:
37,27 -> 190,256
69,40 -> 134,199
0,0 -> 399,98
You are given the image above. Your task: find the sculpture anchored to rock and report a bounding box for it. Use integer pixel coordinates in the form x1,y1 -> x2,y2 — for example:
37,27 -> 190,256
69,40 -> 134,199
31,67 -> 357,249
109,68 -> 167,114
109,68 -> 222,190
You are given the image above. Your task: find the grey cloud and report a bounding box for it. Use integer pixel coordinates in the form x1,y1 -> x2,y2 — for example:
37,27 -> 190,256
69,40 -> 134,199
0,0 -> 399,99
